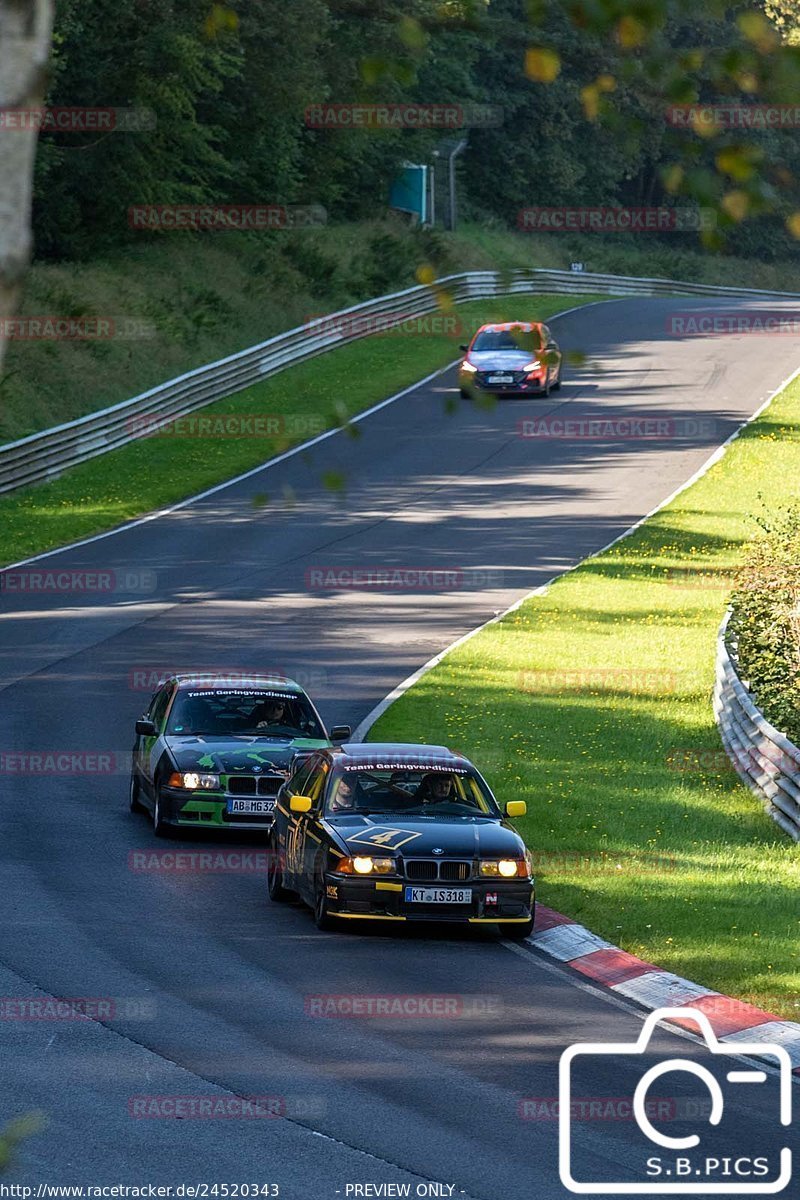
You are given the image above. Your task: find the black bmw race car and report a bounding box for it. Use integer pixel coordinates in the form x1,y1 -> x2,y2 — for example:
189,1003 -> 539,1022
267,742 -> 535,937
129,674 -> 351,835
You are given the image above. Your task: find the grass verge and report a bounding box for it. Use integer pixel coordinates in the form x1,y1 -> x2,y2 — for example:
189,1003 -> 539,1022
370,373 -> 800,1017
0,294 -> 603,567
6,215 -> 800,445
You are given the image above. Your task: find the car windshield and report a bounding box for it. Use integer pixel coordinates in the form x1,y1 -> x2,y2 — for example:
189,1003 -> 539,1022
324,767 -> 499,816
471,328 -> 543,353
166,688 -> 324,739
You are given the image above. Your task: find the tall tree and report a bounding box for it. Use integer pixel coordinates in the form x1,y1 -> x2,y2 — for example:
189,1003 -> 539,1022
0,0 -> 53,375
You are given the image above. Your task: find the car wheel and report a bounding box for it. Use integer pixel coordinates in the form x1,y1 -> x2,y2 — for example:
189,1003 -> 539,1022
313,868 -> 338,931
542,376 -> 551,398
551,370 -> 562,391
459,387 -> 470,399
267,838 -> 294,902
503,917 -> 535,941
152,783 -> 172,838
129,773 -> 146,814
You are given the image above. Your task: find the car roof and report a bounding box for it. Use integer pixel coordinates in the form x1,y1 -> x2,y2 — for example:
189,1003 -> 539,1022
170,674 -> 305,694
331,742 -> 474,771
474,321 -> 544,333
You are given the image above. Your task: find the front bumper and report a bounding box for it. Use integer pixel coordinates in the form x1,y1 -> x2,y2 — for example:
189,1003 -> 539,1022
324,873 -> 535,925
461,371 -> 548,396
161,788 -> 276,832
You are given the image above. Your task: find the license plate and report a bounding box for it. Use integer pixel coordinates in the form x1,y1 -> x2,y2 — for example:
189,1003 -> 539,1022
226,798 -> 276,815
487,374 -> 514,384
404,886 -> 472,904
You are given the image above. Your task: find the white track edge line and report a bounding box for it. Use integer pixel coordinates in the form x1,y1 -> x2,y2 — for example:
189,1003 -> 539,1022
351,361 -> 800,742
502,941 -> 796,1082
1,298 -> 610,573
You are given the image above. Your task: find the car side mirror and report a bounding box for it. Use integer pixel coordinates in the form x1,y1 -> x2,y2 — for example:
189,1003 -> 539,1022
459,343 -> 469,352
505,800 -> 527,818
290,795 -> 313,813
135,718 -> 157,736
330,725 -> 351,743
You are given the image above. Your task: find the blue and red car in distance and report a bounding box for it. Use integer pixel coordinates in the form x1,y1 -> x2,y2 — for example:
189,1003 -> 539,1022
458,321 -> 563,398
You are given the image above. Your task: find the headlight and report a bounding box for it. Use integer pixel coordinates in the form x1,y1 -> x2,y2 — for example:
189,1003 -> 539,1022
335,855 -> 396,875
461,360 -> 477,373
480,858 -> 525,877
168,771 -> 220,790
522,360 -> 541,371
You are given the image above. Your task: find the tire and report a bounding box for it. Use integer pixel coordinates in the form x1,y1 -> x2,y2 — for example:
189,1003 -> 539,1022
503,917 -> 535,940
541,377 -> 551,398
551,370 -> 562,392
129,772 -> 146,814
459,387 -> 469,399
152,783 -> 172,838
267,838 -> 293,902
313,868 -> 338,931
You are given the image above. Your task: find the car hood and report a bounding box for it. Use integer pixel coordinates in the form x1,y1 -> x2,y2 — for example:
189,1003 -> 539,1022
323,813 -> 525,858
165,735 -> 329,774
466,350 -> 539,370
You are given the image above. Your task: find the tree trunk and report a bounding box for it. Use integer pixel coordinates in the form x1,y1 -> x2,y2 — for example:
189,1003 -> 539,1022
0,0 -> 54,377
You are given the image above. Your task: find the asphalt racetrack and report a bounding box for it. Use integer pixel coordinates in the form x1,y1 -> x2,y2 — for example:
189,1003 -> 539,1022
1,296 -> 797,1197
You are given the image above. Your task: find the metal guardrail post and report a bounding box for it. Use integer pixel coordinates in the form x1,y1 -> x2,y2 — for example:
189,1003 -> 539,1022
714,610 -> 800,841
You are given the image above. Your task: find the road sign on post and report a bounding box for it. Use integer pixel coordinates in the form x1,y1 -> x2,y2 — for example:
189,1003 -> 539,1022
389,164 -> 428,225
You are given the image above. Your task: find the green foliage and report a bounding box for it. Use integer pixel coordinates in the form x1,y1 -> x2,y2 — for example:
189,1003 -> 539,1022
0,1114 -> 45,1172
33,0 -> 800,263
730,506 -> 800,742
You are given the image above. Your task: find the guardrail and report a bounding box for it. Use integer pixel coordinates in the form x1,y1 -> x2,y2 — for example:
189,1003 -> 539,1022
4,265 -> 800,496
713,611 -> 800,841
